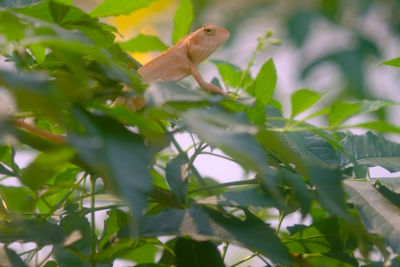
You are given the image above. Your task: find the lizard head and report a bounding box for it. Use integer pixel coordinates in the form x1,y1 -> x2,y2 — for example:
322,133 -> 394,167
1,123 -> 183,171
187,24 -> 230,64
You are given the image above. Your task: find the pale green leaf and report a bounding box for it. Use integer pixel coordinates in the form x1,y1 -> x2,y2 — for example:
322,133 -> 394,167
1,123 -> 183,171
353,121 -> 400,134
290,89 -> 321,118
330,99 -> 396,127
254,58 -> 277,105
381,57 -> 400,67
90,0 -> 159,17
172,0 -> 193,44
329,102 -> 361,127
119,34 -> 168,53
212,60 -> 253,89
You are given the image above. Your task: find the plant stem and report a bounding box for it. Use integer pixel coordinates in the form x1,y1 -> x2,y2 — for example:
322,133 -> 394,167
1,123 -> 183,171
222,242 -> 229,260
90,175 -> 97,267
234,29 -> 276,96
188,178 -> 258,194
161,123 -> 208,187
230,252 -> 259,267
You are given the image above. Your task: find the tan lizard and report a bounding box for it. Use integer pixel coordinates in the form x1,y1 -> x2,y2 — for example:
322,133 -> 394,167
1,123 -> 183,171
116,24 -> 230,110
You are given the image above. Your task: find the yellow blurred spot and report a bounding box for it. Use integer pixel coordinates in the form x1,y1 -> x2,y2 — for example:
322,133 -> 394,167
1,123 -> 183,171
106,0 -> 175,64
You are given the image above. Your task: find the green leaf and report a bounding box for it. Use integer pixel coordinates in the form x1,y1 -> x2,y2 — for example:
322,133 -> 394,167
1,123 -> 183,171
55,206 -> 91,266
212,60 -> 252,89
29,43 -> 46,63
329,102 -> 361,127
165,153 -> 189,204
257,130 -> 351,220
284,218 -> 344,253
381,57 -> 400,67
196,185 -> 278,208
119,34 -> 168,53
121,243 -> 158,264
353,121 -> 400,134
49,0 -> 71,23
290,89 -> 321,118
253,58 -> 277,105
0,186 -> 35,212
344,179 -> 400,254
69,108 -> 153,218
339,131 -> 400,172
20,149 -> 75,191
89,0 -> 159,17
172,0 -> 193,44
140,205 -> 292,264
99,208 -> 130,249
329,99 -> 395,127
174,238 -> 225,267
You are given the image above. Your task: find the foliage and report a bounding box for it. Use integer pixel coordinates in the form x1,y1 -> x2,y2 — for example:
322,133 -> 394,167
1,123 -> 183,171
0,0 -> 400,266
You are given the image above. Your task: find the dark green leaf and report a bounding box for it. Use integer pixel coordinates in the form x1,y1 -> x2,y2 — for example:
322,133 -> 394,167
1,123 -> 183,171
57,206 -> 91,256
0,162 -> 14,176
174,238 -> 224,267
69,108 -> 153,218
196,185 -> 278,208
89,0 -> 159,17
140,205 -> 292,264
280,168 -> 312,216
290,89 -> 321,118
339,131 -> 400,172
0,218 -> 65,245
381,57 -> 400,67
165,153 -> 189,204
2,247 -> 28,267
253,58 -> 277,105
43,261 -> 58,267
119,34 -> 168,53
257,130 -> 350,220
172,0 -> 193,44
287,9 -> 314,46
344,179 -> 400,254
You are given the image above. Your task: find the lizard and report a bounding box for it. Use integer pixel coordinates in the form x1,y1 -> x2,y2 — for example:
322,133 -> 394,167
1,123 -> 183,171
115,24 -> 230,110
12,25 -> 230,143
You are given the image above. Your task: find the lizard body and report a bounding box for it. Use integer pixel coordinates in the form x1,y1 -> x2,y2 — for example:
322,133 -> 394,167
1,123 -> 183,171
117,24 -> 230,110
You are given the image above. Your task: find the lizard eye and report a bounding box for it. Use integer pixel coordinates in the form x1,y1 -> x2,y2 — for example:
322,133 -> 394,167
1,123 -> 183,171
204,26 -> 216,36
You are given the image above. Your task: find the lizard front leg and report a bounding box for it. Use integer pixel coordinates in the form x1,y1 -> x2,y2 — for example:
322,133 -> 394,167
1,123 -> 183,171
189,64 -> 226,95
